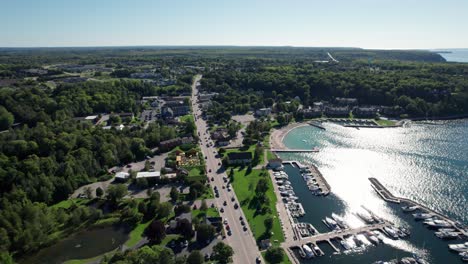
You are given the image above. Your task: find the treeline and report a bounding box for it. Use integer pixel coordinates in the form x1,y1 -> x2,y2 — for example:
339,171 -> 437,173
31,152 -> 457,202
201,60 -> 468,118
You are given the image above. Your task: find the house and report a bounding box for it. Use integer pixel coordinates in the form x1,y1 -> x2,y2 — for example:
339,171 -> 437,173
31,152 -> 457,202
117,112 -> 134,120
335,97 -> 358,106
181,137 -> 194,144
325,106 -> 350,117
205,217 -> 223,231
260,239 -> 272,250
227,152 -> 252,165
136,171 -> 161,179
169,212 -> 193,230
115,172 -> 130,181
216,139 -> 230,147
353,106 -> 379,118
211,128 -> 230,140
268,158 -> 283,169
198,93 -> 218,102
161,107 -> 174,119
255,108 -> 272,117
301,107 -> 322,118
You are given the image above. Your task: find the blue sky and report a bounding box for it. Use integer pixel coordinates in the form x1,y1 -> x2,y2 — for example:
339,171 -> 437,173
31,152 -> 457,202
1,0 -> 467,49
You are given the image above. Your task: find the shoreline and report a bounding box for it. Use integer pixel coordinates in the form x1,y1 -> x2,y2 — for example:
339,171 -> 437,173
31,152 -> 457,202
270,122 -> 309,150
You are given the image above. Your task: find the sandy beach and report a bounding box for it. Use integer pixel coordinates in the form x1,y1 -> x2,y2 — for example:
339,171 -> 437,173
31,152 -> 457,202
270,122 -> 309,150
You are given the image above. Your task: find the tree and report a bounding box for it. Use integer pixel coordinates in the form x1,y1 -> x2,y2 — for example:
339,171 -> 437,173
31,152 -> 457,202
84,186 -> 93,199
157,202 -> 173,219
212,242 -> 234,263
265,247 -> 284,264
200,199 -> 208,211
106,184 -> 127,205
95,187 -> 104,198
177,218 -> 194,239
146,219 -> 166,243
174,204 -> 191,216
170,186 -> 179,202
186,250 -> 204,264
196,223 -> 215,244
0,106 -> 14,130
0,252 -> 14,264
264,216 -> 273,231
256,178 -> 268,193
229,168 -> 234,182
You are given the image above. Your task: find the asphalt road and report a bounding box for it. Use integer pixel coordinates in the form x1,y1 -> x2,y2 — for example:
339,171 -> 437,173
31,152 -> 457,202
191,75 -> 262,264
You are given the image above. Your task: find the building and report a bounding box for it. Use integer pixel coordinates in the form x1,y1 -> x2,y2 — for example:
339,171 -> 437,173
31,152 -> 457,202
301,107 -> 322,118
325,106 -> 350,117
117,112 -> 134,120
115,171 -> 130,181
255,108 -> 272,117
335,97 -> 358,106
216,139 -> 230,147
198,93 -> 218,102
227,152 -> 252,165
353,106 -> 380,118
205,217 -> 223,231
169,212 -> 193,230
136,171 -> 161,179
159,137 -> 193,151
268,158 -> 283,169
211,128 -> 230,140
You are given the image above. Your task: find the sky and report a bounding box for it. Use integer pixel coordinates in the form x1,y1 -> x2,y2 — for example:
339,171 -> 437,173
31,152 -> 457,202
1,0 -> 467,49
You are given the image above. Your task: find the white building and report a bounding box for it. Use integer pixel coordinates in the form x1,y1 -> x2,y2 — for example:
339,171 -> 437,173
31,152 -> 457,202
136,171 -> 161,179
115,172 -> 130,180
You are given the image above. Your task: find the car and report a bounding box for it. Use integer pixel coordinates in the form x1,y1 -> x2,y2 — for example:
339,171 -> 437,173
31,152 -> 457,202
239,216 -> 243,221
234,203 -> 239,209
211,203 -> 215,208
215,193 -> 219,198
256,257 -> 261,263
218,162 -> 221,166
223,201 -> 227,206
231,197 -> 235,202
227,187 -> 231,192
226,224 -> 230,230
211,177 -> 214,181
222,185 -> 225,189
241,220 -> 245,226
205,156 -> 207,159
126,164 -> 132,168
224,218 -> 228,224
220,208 -> 224,213
209,169 -> 212,173
227,230 -> 232,236
243,226 -> 248,231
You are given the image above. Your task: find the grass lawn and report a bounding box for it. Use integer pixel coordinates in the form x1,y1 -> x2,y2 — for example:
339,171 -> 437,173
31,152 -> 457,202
266,150 -> 277,161
231,168 -> 284,246
192,207 -> 220,219
261,248 -> 292,264
375,119 -> 397,126
125,219 -> 152,247
160,234 -> 182,246
51,198 -> 90,209
223,144 -> 264,166
180,114 -> 194,123
63,249 -> 118,264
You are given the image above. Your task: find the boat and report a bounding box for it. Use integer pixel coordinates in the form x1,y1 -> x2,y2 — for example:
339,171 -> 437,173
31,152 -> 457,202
412,213 -> 433,220
400,257 -> 417,264
424,219 -> 452,228
438,228 -> 456,232
435,231 -> 459,239
402,205 -> 419,212
383,226 -> 399,239
331,213 -> 348,228
302,244 -> 315,258
312,244 -> 322,256
340,239 -> 352,250
459,252 -> 468,262
357,211 -> 375,224
365,231 -> 380,244
323,217 -> 340,230
448,242 -> 468,252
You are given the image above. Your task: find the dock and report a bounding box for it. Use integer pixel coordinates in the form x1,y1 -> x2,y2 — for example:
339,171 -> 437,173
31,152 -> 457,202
369,178 -> 468,237
308,121 -> 326,130
271,149 -> 319,153
284,160 -> 331,196
284,221 -> 393,250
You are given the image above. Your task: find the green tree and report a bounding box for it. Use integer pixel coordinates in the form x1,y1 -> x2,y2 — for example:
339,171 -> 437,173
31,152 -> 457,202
96,187 -> 104,198
0,106 -> 14,130
186,250 -> 204,264
170,186 -> 179,202
146,220 -> 166,243
157,202 -> 173,219
106,184 -> 127,205
264,216 -> 273,231
212,242 -> 234,264
200,199 -> 208,211
196,223 -> 215,244
265,247 -> 284,264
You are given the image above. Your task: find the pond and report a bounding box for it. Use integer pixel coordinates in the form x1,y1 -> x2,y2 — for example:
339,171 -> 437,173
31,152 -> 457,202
20,226 -> 129,264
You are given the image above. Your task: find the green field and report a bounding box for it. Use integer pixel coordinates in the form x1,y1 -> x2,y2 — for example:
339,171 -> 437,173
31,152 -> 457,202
51,198 -> 90,209
231,168 -> 284,246
375,119 -> 397,126
192,207 -> 220,219
125,220 -> 152,247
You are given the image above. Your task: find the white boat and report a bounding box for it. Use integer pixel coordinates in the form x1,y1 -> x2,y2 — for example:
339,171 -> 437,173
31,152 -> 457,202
448,242 -> 468,252
424,219 -> 452,228
312,244 -> 322,256
302,244 -> 315,258
340,239 -> 352,250
412,213 -> 433,220
435,231 -> 459,239
331,213 -> 348,228
402,205 -> 419,212
383,227 -> 399,239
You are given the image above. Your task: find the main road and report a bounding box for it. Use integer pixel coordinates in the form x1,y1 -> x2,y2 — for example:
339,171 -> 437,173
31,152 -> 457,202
190,75 -> 262,264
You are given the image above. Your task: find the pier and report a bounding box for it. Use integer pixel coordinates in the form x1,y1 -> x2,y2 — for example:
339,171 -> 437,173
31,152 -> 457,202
271,149 -> 319,153
308,121 -> 326,130
369,178 -> 468,237
283,160 -> 331,196
284,221 -> 393,250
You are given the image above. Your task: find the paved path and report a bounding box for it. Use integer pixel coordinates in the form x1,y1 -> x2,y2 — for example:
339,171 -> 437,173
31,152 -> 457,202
191,75 -> 262,264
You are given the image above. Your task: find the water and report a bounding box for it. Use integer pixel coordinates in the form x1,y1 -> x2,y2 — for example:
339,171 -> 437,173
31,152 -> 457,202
279,120 -> 468,263
20,226 -> 129,264
436,49 -> 468,63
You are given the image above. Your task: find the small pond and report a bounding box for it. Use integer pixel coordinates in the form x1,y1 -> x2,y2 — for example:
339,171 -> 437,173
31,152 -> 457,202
20,226 -> 129,264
